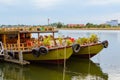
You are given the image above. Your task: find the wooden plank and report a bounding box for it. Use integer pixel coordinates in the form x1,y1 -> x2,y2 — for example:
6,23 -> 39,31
0,31 -> 19,34
4,59 -> 30,65
4,50 -> 30,65
19,30 -> 58,33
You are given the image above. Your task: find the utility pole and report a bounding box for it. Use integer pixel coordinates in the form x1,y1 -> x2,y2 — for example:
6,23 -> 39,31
48,18 -> 50,25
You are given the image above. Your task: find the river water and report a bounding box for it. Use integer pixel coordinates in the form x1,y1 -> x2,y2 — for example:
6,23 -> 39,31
0,30 -> 120,80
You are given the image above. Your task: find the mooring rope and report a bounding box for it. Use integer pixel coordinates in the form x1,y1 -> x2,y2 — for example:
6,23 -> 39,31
56,44 -> 60,80
62,45 -> 66,80
88,38 -> 91,80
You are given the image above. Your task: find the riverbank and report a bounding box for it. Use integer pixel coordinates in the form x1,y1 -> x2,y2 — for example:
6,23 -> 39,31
57,28 -> 120,30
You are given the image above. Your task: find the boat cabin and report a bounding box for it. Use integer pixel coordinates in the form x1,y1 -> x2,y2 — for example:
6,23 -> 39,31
0,26 -> 58,52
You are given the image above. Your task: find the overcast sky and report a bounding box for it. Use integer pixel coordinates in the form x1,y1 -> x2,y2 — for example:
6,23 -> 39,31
0,0 -> 120,25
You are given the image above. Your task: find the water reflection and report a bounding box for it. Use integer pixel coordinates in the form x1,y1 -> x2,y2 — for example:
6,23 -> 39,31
0,58 -> 108,80
66,57 -> 108,80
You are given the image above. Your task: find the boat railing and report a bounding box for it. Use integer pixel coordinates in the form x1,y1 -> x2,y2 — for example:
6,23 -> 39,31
4,43 -> 33,51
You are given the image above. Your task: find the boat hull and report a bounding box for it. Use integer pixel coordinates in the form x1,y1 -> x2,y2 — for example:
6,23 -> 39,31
15,46 -> 73,64
73,42 -> 104,58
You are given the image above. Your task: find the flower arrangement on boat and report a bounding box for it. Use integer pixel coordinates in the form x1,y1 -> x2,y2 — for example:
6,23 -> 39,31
76,34 -> 99,45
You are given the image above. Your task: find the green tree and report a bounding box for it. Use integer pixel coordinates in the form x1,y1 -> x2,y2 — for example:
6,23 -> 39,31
85,23 -> 95,28
50,23 -> 58,27
57,22 -> 63,28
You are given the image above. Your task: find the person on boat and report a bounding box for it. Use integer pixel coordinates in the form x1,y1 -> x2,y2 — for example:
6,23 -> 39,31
39,35 -> 44,41
20,33 -> 25,39
26,39 -> 33,47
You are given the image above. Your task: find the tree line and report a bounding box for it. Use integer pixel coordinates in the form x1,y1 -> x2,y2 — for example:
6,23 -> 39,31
49,22 -> 120,28
0,22 -> 120,28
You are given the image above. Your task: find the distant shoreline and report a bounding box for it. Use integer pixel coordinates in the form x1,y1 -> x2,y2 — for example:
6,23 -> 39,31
57,28 -> 120,30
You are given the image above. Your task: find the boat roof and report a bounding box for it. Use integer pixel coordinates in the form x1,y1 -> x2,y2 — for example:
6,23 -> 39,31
0,26 -> 58,34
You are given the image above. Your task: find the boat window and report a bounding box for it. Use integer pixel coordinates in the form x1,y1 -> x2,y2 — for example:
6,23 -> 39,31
20,33 -> 31,39
6,34 -> 18,44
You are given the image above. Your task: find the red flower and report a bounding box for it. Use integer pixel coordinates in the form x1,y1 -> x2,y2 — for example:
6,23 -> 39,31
70,38 -> 75,42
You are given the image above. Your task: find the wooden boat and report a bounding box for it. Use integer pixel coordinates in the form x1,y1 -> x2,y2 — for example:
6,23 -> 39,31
72,40 -> 108,58
0,26 -> 73,64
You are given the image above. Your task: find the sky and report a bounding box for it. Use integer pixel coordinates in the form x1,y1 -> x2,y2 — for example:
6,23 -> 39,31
0,0 -> 120,25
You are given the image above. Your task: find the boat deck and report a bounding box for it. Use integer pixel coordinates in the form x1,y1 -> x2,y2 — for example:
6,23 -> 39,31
4,50 -> 30,65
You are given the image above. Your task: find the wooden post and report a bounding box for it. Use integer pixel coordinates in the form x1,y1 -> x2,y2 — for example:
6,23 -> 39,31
4,50 -> 9,59
4,50 -> 30,65
3,34 -> 6,49
17,33 -> 20,50
53,32 -> 57,46
38,33 -> 40,46
53,32 -> 54,37
19,51 -> 23,64
18,33 -> 23,65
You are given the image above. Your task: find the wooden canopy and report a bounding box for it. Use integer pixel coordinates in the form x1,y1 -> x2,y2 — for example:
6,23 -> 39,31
0,30 -> 58,34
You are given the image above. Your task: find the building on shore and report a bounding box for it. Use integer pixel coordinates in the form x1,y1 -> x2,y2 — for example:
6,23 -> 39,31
67,24 -> 85,28
106,20 -> 118,26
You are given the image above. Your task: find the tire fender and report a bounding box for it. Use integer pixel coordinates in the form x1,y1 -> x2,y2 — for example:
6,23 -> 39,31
72,44 -> 80,53
39,46 -> 49,55
32,48 -> 40,57
102,40 -> 108,48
